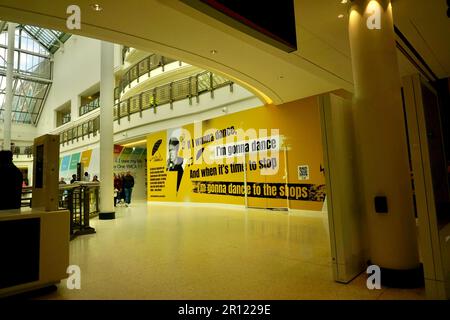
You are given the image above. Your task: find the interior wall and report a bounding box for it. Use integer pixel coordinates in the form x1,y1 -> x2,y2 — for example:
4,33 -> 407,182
36,36 -> 101,136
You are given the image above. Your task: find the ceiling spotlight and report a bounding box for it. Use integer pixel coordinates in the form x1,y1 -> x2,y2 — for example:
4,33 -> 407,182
340,0 -> 348,4
210,49 -> 218,55
91,4 -> 103,11
338,14 -> 345,18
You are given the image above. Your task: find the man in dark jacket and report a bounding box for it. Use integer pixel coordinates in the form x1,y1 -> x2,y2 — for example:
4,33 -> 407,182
122,171 -> 135,206
0,150 -> 23,210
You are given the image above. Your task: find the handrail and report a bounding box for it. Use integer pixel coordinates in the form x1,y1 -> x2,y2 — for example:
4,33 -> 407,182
117,53 -> 177,94
114,70 -> 232,121
59,116 -> 100,146
59,70 -> 233,145
79,96 -> 100,116
12,145 -> 33,157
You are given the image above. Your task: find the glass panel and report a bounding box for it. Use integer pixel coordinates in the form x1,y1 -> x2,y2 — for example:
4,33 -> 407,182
21,25 -> 71,53
197,72 -> 210,92
155,86 -> 170,105
172,78 -> 190,100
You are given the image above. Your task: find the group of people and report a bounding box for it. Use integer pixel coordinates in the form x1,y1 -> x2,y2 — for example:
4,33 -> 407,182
114,172 -> 134,207
59,171 -> 99,185
58,171 -> 135,207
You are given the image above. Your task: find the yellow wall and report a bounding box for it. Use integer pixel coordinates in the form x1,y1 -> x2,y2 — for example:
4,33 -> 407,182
147,96 -> 325,210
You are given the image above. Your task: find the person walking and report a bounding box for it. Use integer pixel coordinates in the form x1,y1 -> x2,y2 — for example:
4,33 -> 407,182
113,173 -> 122,207
122,171 -> 135,207
119,173 -> 126,204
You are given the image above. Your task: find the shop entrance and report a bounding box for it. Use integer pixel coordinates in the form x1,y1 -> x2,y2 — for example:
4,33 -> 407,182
114,141 -> 148,201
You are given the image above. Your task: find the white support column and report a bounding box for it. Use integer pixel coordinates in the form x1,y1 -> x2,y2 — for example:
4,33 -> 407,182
71,95 -> 80,122
99,41 -> 115,219
348,0 -> 422,287
2,22 -> 17,151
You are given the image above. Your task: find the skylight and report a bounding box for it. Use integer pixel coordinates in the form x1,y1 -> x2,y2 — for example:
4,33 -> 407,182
0,22 -> 70,124
21,25 -> 71,54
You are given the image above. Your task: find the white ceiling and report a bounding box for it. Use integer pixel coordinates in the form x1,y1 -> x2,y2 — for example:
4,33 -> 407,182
0,0 -> 447,105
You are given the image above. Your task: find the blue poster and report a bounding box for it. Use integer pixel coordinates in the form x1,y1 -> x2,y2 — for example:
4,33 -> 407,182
61,155 -> 71,171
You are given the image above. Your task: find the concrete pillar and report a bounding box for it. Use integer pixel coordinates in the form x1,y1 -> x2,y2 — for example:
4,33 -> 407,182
71,95 -> 80,122
2,22 -> 17,151
348,0 -> 422,287
99,41 -> 115,220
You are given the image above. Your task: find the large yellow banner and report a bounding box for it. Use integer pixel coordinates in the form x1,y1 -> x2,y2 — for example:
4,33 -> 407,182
147,97 -> 326,210
80,149 -> 92,168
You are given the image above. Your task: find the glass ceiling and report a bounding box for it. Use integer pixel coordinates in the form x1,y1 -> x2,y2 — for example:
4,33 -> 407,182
0,22 -> 71,125
21,25 -> 71,54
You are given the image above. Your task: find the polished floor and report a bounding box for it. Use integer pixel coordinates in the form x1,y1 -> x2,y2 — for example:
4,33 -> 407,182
41,201 -> 425,300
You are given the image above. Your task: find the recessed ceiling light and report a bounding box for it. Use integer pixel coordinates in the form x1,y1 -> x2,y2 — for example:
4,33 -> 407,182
91,4 -> 103,11
210,49 -> 218,55
338,14 -> 345,18
340,0 -> 348,4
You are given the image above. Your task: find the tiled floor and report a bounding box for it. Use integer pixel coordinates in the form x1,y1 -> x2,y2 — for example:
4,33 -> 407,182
39,201 -> 425,300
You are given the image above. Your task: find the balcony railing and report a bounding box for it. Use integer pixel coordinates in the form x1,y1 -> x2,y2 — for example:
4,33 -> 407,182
114,70 -> 233,122
59,70 -> 233,145
61,113 -> 71,125
79,96 -> 100,116
12,145 -> 33,158
60,116 -> 100,146
118,53 -> 177,94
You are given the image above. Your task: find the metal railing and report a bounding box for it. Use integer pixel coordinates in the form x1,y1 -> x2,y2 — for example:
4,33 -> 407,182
79,96 -> 100,116
12,145 -> 33,157
59,183 -> 98,239
61,112 -> 71,125
21,186 -> 32,207
59,70 -> 233,145
20,183 -> 98,240
59,116 -> 100,146
114,70 -> 233,122
118,53 -> 177,94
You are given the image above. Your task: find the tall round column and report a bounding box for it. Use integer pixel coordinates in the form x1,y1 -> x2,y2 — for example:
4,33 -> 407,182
99,41 -> 115,219
348,0 -> 422,287
3,22 -> 17,151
